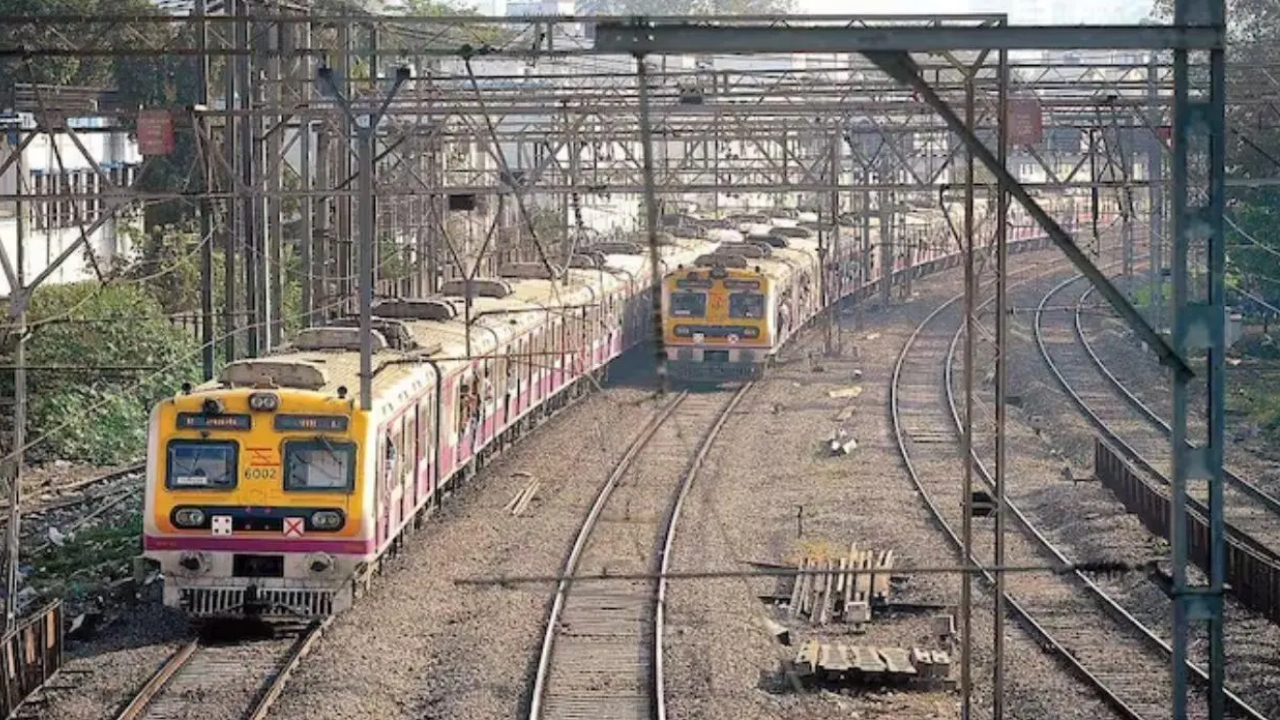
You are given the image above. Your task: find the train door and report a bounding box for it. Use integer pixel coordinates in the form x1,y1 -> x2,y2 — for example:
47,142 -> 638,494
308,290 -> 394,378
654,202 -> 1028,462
530,328 -> 543,403
419,393 -> 436,502
479,357 -> 494,448
457,369 -> 477,463
504,346 -> 516,426
402,406 -> 417,521
376,424 -> 398,547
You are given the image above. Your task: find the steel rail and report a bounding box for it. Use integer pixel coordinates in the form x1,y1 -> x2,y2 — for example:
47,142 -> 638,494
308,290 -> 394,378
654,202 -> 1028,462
1074,282 -> 1280,517
1020,273 -> 1266,719
893,252 -> 1264,720
112,639 -> 200,720
114,620 -> 328,720
653,383 -> 752,720
1035,276 -> 1280,563
528,383 -> 750,720
527,391 -> 688,720
892,259 -> 1145,720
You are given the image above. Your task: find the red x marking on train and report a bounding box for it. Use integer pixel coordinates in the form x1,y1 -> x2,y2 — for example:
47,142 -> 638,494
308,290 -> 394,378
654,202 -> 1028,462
283,517 -> 305,537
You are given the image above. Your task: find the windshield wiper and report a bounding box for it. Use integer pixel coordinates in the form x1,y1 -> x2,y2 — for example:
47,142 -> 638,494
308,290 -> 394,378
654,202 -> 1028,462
313,435 -> 341,465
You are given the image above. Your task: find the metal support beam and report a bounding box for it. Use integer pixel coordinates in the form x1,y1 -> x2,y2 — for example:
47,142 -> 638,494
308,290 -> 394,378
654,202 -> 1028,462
317,65 -> 411,412
861,50 -> 1193,380
1170,0 -> 1227,713
592,22 -> 1222,54
1148,53 -> 1166,329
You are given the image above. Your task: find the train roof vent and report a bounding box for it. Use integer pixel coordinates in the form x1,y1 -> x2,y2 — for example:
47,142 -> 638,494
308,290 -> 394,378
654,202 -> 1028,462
328,317 -> 414,350
499,262 -> 560,280
568,251 -> 606,269
439,278 -> 514,299
293,327 -> 389,353
219,359 -> 329,390
592,242 -> 644,255
373,298 -> 458,321
695,253 -> 748,268
715,243 -> 769,259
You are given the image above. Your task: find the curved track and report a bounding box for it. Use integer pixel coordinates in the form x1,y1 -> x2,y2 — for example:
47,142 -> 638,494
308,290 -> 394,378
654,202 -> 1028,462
891,266 -> 1266,720
1037,275 -> 1280,563
114,620 -> 327,720
529,384 -> 751,720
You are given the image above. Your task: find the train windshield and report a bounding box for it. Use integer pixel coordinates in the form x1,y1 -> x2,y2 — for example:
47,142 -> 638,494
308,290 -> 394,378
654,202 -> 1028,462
166,441 -> 238,490
284,438 -> 357,492
669,291 -> 707,318
729,292 -> 766,319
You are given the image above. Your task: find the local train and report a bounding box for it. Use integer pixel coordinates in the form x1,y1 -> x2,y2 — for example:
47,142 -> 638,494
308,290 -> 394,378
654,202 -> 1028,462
141,205 -> 1065,621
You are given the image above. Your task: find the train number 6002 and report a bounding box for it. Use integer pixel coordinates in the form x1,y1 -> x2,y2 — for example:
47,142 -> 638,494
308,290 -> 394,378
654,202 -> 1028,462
244,467 -> 278,480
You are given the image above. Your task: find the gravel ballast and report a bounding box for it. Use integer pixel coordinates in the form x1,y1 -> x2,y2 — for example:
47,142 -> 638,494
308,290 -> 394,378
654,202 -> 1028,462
663,250 -> 1120,720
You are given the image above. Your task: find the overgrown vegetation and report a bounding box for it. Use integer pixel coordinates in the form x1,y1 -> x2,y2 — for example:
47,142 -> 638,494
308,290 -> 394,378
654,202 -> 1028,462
2,281 -> 201,465
26,513 -> 142,601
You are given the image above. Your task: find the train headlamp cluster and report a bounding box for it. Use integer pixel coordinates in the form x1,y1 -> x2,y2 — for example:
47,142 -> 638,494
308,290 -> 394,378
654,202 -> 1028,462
248,392 -> 280,412
311,510 -> 343,530
174,508 -> 206,528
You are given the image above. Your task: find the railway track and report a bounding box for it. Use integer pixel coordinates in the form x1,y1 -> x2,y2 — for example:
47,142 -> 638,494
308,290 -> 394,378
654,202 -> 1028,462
1038,275 -> 1280,563
528,384 -> 751,720
113,620 -> 327,720
892,268 -> 1266,720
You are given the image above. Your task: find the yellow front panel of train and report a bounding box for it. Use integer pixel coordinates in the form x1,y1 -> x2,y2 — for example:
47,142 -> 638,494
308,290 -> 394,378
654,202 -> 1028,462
663,268 -> 771,347
150,389 -> 367,543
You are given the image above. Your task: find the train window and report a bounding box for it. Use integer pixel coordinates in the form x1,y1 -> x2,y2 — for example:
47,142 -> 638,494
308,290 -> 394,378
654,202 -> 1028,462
166,440 -> 237,490
283,439 -> 356,492
670,291 -> 707,318
729,292 -> 766,319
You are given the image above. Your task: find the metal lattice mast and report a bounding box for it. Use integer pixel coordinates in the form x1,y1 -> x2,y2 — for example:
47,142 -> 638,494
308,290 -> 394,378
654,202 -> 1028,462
1170,0 -> 1228,714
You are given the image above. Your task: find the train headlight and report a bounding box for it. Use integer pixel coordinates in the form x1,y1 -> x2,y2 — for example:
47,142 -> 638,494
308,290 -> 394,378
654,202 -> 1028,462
311,510 -> 343,531
248,392 -> 279,412
178,552 -> 207,573
173,508 -> 206,528
308,553 -> 334,573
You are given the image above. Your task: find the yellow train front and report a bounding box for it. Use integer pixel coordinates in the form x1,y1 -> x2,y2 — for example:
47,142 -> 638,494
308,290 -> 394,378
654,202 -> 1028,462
142,366 -> 369,619
662,235 -> 823,382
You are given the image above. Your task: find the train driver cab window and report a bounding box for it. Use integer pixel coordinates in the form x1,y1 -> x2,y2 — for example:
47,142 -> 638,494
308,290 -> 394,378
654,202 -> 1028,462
670,291 -> 707,318
729,292 -> 766,319
166,441 -> 238,490
283,439 -> 356,492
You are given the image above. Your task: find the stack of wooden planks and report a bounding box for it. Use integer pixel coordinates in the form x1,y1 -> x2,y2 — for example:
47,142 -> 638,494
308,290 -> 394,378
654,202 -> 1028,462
792,640 -> 952,688
788,545 -> 894,627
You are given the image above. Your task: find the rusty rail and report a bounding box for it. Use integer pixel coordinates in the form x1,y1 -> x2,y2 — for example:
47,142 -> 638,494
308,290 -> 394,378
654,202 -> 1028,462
1094,440 -> 1280,625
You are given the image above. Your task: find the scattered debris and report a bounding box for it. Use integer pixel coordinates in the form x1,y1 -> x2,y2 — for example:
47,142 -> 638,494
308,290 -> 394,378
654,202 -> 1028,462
757,616 -> 792,646
825,429 -> 858,456
828,386 -> 863,400
790,639 -> 953,690
787,545 -> 894,627
834,406 -> 856,422
864,333 -> 881,341
505,475 -> 542,517
851,369 -> 863,380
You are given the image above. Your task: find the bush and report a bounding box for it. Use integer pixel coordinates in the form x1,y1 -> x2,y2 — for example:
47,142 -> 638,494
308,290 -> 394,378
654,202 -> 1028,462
3,281 -> 202,465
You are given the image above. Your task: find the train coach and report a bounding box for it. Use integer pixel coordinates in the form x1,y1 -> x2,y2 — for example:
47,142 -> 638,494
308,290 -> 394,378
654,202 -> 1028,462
140,236 -> 719,620
661,235 -> 828,382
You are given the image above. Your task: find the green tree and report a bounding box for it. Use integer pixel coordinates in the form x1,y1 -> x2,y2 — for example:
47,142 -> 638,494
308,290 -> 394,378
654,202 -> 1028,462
1151,0 -> 1280,306
2,282 -> 201,464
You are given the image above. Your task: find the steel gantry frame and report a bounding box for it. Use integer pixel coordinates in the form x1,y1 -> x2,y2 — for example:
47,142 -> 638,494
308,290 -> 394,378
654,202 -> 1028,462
595,8 -> 1227,720
0,6 -> 1230,716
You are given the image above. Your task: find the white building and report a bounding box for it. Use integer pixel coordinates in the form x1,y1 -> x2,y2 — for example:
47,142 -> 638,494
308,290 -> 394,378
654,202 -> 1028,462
0,113 -> 142,298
